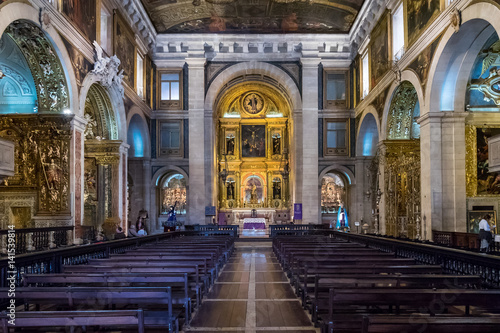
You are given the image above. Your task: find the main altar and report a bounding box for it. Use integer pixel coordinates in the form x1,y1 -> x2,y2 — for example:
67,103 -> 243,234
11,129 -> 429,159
216,85 -> 292,228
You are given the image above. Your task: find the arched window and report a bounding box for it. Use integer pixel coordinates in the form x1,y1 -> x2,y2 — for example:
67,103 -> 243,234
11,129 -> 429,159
160,173 -> 187,215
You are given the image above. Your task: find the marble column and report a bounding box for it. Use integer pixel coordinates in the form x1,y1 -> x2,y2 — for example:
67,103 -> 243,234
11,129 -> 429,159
186,56 -> 207,225
142,159 -> 151,231
300,58 -> 320,224
71,116 -> 86,241
418,112 -> 444,240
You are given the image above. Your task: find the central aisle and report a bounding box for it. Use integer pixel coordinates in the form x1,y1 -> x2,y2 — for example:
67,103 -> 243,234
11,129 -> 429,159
186,241 -> 318,332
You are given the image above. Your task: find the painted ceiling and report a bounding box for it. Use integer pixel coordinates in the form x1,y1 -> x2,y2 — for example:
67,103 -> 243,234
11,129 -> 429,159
140,0 -> 365,34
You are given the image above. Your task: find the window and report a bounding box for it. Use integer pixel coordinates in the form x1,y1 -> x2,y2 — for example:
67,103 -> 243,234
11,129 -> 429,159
136,53 -> 144,99
324,119 -> 349,156
158,121 -> 182,157
324,71 -> 347,109
362,53 -> 369,98
392,3 -> 404,60
100,5 -> 112,54
159,70 -> 183,109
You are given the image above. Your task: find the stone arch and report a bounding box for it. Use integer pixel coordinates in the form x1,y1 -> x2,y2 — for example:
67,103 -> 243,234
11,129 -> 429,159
84,84 -> 118,140
381,71 -> 424,140
205,61 -> 302,114
127,108 -> 151,158
79,73 -> 127,142
356,106 -> 380,157
319,165 -> 355,185
425,2 -> 500,115
0,2 -> 79,113
152,166 -> 189,187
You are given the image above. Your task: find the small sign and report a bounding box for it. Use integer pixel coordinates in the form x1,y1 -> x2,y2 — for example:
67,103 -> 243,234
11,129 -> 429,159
354,221 -> 360,227
205,206 -> 216,216
294,203 -> 302,220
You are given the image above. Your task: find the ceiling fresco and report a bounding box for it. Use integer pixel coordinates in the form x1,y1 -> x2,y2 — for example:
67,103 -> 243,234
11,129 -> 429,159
140,0 -> 365,34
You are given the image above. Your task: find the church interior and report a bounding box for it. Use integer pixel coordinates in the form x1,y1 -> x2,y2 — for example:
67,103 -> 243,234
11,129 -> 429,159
1,0 -> 500,331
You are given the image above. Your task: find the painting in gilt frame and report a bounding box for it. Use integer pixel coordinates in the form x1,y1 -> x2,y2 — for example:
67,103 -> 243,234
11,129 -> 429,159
61,0 -> 97,43
477,128 -> 500,195
370,12 -> 389,89
114,11 -> 136,88
61,37 -> 93,91
241,125 -> 266,158
406,0 -> 441,47
468,210 -> 496,234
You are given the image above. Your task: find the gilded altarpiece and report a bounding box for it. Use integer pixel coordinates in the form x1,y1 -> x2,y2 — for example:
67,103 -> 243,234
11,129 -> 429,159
0,115 -> 72,226
383,141 -> 421,239
217,89 -> 290,212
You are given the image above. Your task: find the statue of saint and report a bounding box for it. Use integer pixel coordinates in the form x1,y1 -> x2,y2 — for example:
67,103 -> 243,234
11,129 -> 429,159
250,184 -> 257,201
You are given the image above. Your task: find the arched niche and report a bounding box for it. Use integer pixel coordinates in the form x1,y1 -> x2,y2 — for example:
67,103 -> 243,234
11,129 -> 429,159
386,81 -> 421,140
319,171 -> 351,226
158,172 -> 187,223
82,83 -> 121,230
356,111 -> 380,156
0,32 -> 37,114
127,113 -> 150,158
2,20 -> 69,113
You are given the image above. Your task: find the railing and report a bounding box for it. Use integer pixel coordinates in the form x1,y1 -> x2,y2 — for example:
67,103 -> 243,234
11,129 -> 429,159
188,225 -> 239,238
0,227 -> 73,255
432,230 -> 480,249
0,231 -> 180,288
330,231 -> 500,288
81,225 -> 97,242
269,224 -> 329,237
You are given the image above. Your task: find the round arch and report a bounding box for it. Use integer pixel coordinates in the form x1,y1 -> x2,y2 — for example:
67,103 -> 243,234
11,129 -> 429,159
152,166 -> 189,188
319,165 -> 355,185
127,107 -> 151,158
425,2 -> 500,115
381,71 -> 424,140
205,61 -> 302,114
0,1 -> 79,114
80,73 -> 127,142
356,105 -> 381,157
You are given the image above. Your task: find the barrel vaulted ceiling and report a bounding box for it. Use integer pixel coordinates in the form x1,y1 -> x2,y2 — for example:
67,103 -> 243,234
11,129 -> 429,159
140,0 -> 366,34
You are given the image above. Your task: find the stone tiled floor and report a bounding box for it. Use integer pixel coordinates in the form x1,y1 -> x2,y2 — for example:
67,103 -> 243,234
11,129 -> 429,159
186,241 -> 318,333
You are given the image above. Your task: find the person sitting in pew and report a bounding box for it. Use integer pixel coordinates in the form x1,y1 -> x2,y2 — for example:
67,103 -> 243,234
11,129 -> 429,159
128,224 -> 140,237
138,225 -> 148,236
115,226 -> 126,239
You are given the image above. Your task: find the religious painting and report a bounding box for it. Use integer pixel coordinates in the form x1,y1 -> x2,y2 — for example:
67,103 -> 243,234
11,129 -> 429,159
84,158 -> 97,202
61,0 -> 97,42
114,12 -> 136,88
468,211 -> 496,234
61,36 -> 93,91
407,35 -> 442,87
244,176 -> 264,204
406,0 -> 441,47
370,13 -> 389,89
241,125 -> 266,158
477,128 -> 500,195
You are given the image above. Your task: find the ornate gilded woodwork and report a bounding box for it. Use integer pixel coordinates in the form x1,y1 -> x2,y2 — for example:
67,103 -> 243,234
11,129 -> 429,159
5,21 -> 69,113
0,115 -> 72,214
387,81 -> 420,140
382,140 -> 421,239
465,124 -> 477,197
217,83 -> 290,210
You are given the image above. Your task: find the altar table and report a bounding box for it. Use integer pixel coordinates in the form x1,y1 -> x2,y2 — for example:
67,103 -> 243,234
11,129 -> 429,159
243,218 -> 266,229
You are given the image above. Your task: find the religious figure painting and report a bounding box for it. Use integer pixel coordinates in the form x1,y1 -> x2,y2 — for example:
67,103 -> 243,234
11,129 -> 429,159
61,37 -> 92,91
407,36 -> 441,86
468,211 -> 496,234
370,13 -> 389,89
61,0 -> 97,43
114,13 -> 136,88
241,125 -> 266,158
406,0 -> 441,47
477,128 -> 500,195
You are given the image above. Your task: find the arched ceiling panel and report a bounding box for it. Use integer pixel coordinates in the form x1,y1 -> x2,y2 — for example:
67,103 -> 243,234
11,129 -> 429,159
141,0 -> 364,34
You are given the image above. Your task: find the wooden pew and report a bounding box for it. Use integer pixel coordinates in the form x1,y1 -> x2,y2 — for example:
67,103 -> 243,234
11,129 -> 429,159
361,314 -> 500,333
320,288 -> 500,332
0,309 -> 145,333
23,272 -> 195,322
2,286 -> 179,332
